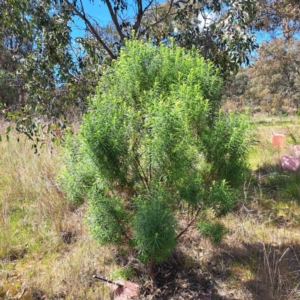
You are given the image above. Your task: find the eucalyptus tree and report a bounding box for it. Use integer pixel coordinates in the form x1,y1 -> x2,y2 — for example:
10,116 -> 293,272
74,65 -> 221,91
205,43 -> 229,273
255,0 -> 300,40
63,0 -> 259,77
1,0 -> 74,107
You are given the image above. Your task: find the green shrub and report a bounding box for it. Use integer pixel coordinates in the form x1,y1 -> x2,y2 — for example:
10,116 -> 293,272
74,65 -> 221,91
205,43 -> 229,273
59,39 -> 253,277
197,221 -> 228,244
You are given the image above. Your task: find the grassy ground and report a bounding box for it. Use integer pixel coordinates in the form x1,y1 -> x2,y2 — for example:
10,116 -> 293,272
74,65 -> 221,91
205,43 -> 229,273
1,117 -> 300,299
0,131 -> 116,299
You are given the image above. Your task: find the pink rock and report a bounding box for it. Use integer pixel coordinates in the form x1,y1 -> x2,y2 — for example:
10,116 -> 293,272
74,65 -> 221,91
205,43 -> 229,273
281,154 -> 300,171
110,281 -> 140,299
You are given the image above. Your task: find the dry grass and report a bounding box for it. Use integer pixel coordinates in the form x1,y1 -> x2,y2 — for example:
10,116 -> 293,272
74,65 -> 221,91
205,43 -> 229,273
1,117 -> 300,299
0,132 -> 118,299
0,134 -> 62,258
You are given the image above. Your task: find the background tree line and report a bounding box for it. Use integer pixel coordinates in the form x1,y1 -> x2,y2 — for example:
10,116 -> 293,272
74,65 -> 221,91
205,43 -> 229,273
223,37 -> 300,115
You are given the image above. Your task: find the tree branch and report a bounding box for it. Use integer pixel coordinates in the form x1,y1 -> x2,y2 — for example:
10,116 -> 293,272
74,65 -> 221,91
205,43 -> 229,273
63,0 -> 117,59
139,0 -> 174,36
133,0 -> 155,35
133,156 -> 150,192
175,205 -> 201,241
104,0 -> 126,41
132,0 -> 144,34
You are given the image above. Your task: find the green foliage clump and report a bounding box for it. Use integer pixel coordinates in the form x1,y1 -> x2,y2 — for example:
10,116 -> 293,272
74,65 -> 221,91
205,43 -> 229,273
203,111 -> 252,187
59,39 -> 253,272
111,267 -> 134,281
197,220 -> 228,244
133,189 -> 177,264
206,180 -> 237,216
58,133 -> 97,204
88,192 -> 129,245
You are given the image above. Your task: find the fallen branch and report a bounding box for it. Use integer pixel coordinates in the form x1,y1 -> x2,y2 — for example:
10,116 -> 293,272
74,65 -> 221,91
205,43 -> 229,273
93,275 -> 124,288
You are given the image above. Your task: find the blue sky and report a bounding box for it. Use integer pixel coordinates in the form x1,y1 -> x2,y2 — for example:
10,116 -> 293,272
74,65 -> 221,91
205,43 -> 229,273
71,0 -> 112,38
